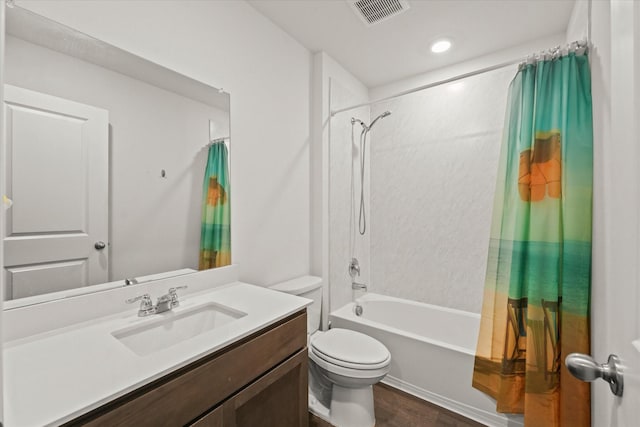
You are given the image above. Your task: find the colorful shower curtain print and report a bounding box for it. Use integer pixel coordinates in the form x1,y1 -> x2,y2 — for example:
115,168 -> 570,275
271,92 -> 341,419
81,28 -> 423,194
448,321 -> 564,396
472,47 -> 593,427
199,141 -> 231,269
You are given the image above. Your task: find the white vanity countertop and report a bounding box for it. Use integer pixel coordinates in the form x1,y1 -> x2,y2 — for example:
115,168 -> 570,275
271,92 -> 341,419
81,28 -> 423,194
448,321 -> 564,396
3,282 -> 311,427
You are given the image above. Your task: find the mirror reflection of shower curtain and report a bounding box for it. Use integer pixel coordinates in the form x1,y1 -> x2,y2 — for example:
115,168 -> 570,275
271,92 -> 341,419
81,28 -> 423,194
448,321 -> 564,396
472,46 -> 592,427
199,141 -> 231,269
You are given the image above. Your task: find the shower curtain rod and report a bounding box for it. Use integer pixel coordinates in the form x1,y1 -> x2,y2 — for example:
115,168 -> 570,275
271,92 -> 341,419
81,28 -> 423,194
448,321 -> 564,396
330,57 -> 522,117
331,37 -> 589,117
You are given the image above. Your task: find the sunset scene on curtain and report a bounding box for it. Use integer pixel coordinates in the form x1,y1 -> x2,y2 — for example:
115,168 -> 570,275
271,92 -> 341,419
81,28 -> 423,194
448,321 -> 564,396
473,49 -> 593,426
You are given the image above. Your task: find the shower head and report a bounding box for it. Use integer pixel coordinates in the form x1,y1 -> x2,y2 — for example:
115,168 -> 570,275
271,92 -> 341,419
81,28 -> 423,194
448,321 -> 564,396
368,110 -> 391,130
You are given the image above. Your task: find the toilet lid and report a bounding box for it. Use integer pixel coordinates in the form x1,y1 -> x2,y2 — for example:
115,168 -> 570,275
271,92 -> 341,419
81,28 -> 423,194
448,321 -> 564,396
310,328 -> 390,367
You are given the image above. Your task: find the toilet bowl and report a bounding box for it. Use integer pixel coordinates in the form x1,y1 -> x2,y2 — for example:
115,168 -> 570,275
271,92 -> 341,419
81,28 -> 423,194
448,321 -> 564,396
309,328 -> 390,427
269,276 -> 391,427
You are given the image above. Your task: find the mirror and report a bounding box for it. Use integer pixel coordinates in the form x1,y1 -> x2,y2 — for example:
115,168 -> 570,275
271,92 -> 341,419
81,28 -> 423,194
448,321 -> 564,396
2,7 -> 231,306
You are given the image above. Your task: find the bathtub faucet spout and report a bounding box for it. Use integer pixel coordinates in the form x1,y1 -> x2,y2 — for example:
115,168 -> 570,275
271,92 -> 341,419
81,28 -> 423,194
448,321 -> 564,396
352,281 -> 367,291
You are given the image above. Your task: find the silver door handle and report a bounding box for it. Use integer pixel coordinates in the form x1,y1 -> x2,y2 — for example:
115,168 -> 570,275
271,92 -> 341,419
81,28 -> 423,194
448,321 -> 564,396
565,353 -> 623,397
94,241 -> 106,250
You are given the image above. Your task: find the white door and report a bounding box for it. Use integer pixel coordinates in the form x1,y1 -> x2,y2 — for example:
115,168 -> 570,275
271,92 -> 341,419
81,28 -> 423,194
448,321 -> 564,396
586,1 -> 640,425
603,0 -> 640,423
3,85 -> 109,300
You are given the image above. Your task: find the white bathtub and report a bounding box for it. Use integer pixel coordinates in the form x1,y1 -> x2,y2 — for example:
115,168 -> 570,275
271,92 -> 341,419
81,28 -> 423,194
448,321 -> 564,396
330,293 -> 523,427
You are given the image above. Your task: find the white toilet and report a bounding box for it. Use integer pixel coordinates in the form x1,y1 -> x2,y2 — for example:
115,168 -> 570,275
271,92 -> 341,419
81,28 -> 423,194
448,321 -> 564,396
270,276 -> 391,427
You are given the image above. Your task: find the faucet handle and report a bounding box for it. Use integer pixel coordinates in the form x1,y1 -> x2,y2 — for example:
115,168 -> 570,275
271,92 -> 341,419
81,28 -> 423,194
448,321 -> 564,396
125,293 -> 152,305
168,286 -> 188,307
168,285 -> 188,295
125,293 -> 155,316
349,258 -> 361,279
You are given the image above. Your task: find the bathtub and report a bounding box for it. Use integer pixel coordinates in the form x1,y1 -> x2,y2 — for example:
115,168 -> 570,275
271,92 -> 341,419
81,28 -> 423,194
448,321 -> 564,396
330,293 -> 523,427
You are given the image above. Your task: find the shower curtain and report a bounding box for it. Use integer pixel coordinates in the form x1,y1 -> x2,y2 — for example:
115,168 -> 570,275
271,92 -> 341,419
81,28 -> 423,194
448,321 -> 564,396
199,141 -> 231,269
472,47 -> 592,426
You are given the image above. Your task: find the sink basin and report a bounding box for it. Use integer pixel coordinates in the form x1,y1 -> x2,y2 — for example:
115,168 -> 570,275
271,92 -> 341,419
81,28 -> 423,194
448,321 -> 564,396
112,302 -> 247,356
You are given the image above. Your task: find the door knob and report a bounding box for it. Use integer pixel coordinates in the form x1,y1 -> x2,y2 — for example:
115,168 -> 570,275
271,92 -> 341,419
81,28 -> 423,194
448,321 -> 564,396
94,241 -> 106,250
565,353 -> 623,397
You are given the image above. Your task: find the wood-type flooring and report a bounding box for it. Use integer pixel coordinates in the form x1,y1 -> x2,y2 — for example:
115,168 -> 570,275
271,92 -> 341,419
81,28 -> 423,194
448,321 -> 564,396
309,383 -> 486,427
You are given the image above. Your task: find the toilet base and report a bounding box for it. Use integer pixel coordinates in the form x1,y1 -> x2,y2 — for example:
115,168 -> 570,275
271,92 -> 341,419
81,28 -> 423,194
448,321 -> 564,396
308,391 -> 331,421
329,384 -> 376,427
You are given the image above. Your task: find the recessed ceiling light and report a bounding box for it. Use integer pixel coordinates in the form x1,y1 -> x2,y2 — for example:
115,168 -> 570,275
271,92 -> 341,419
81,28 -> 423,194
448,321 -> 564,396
431,39 -> 452,54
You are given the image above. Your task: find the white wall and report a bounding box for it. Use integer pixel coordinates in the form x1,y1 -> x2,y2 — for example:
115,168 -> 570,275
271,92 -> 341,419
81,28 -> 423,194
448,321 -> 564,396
566,0 -> 589,42
16,0 -> 313,286
5,36 -> 229,283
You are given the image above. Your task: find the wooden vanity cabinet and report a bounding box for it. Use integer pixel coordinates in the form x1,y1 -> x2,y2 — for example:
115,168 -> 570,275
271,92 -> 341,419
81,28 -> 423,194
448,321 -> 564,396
192,350 -> 307,427
64,310 -> 308,427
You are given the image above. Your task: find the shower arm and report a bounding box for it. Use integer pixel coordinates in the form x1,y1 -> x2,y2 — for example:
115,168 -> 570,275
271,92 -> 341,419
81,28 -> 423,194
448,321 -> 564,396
351,117 -> 368,131
350,111 -> 391,132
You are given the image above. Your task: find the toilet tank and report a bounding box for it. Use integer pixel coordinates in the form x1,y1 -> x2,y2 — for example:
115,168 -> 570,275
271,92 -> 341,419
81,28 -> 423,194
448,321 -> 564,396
269,276 -> 322,334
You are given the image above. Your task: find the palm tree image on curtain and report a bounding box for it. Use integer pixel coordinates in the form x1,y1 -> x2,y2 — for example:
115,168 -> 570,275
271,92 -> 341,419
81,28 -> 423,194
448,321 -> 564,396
472,43 -> 593,427
199,141 -> 231,269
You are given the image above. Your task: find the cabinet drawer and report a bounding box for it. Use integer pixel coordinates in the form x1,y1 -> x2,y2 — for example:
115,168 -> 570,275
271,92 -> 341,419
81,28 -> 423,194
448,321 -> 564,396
66,310 -> 306,426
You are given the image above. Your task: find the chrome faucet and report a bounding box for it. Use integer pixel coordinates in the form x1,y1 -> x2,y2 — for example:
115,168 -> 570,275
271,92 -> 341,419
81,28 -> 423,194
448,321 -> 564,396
154,294 -> 173,313
126,286 -> 188,317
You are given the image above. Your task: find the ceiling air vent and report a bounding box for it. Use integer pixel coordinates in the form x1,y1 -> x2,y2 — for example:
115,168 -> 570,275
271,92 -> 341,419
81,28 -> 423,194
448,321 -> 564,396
347,0 -> 410,27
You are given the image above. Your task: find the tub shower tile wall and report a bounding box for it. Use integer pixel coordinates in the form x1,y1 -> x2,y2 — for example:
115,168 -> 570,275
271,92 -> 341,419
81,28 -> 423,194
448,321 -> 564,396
370,67 -> 515,313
